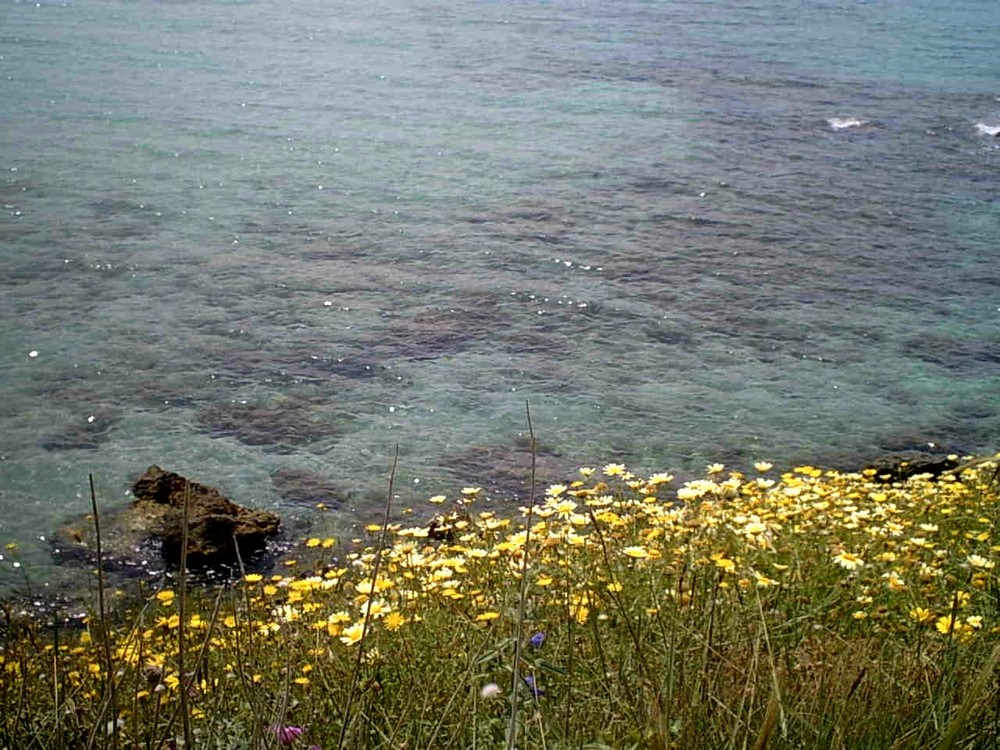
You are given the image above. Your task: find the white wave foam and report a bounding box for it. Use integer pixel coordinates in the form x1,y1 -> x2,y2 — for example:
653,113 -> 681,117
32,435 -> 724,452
975,122 -> 1000,137
827,117 -> 866,131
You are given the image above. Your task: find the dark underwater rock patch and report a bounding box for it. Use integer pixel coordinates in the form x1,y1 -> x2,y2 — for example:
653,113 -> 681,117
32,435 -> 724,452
628,176 -> 687,195
872,431 -> 956,457
462,202 -> 576,245
134,380 -> 197,409
89,197 -> 144,218
271,467 -> 345,508
218,345 -> 381,383
373,292 -> 514,362
87,208 -> 165,241
196,397 -> 337,452
911,405 -> 1000,459
904,335 -> 1000,373
313,355 -> 382,380
498,329 -> 574,359
442,439 -> 574,503
377,316 -> 479,361
644,322 -> 697,348
40,409 -> 119,451
237,216 -> 329,241
44,384 -> 112,406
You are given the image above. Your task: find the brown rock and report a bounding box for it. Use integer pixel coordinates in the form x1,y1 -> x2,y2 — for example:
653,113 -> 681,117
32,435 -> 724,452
131,465 -> 281,568
863,452 -> 960,483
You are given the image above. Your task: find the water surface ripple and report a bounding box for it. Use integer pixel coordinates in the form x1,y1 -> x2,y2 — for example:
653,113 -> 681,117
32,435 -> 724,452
1,0 -> 998,584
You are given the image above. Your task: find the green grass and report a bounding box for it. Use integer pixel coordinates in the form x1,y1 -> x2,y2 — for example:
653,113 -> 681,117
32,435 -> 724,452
2,455 -> 999,749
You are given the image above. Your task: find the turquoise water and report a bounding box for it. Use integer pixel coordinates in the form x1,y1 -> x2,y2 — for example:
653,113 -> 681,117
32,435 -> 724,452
1,0 -> 998,587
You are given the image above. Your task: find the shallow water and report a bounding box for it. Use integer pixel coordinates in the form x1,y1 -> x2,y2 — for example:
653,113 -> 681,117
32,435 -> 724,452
1,0 -> 998,591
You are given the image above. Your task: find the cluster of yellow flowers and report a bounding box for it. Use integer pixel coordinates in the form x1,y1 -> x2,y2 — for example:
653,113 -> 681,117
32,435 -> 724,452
3,456 -> 997,712
222,457 -> 999,649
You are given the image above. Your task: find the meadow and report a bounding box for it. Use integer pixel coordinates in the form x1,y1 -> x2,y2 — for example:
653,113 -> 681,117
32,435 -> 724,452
2,450 -> 999,749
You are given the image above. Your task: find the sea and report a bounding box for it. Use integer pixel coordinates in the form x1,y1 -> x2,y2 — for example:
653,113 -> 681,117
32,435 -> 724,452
1,0 -> 998,593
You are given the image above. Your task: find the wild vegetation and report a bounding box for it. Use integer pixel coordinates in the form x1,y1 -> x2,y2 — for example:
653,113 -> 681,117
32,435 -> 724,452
2,450 -> 999,749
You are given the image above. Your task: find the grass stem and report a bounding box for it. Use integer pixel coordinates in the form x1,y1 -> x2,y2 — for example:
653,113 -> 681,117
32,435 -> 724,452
507,401 -> 538,750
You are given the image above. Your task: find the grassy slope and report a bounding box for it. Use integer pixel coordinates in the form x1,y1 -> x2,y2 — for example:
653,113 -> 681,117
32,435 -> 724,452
2,456 -> 999,749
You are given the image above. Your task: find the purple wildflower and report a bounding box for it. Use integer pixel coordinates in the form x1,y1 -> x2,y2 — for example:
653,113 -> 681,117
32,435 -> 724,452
528,631 -> 546,649
269,725 -> 304,745
523,674 -> 545,699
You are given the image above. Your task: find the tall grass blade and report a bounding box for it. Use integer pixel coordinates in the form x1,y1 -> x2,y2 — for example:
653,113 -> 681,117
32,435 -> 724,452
749,692 -> 781,750
935,643 -> 1000,750
87,473 -> 118,750
177,479 -> 192,750
507,400 -> 537,750
337,444 -> 399,750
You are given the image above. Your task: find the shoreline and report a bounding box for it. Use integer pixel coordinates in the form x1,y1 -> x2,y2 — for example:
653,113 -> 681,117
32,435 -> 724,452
3,448 -> 992,626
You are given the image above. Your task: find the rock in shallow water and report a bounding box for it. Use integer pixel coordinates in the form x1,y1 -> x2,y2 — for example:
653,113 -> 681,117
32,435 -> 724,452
52,466 -> 281,572
131,465 -> 281,568
863,451 -> 960,482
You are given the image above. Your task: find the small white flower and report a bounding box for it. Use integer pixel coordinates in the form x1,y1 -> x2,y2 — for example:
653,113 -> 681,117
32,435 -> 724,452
480,682 -> 502,699
967,554 -> 995,570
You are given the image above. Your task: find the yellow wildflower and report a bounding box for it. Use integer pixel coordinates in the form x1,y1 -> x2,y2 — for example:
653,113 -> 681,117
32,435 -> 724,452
569,594 -> 590,624
752,571 -> 780,588
882,571 -> 907,592
935,615 -> 957,635
832,551 -> 864,570
967,554 -> 995,570
340,622 -> 366,646
711,553 -> 736,574
384,612 -> 406,631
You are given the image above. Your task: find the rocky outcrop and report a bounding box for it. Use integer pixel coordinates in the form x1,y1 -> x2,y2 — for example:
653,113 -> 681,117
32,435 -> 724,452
52,466 -> 281,572
863,452 -> 960,482
131,466 -> 281,568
